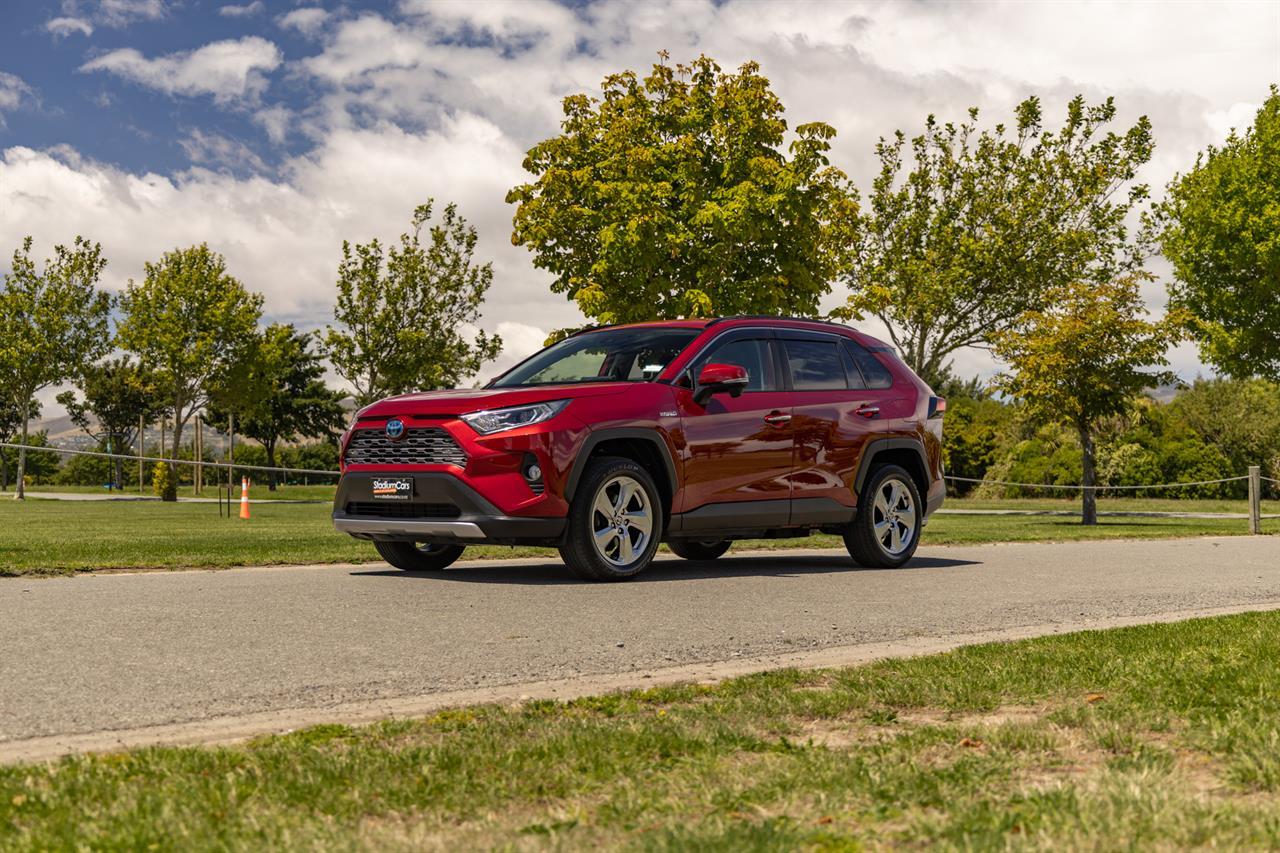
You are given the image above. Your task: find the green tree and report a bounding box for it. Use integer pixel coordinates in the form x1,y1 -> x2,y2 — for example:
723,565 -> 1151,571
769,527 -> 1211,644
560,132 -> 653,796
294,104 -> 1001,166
507,53 -> 858,332
55,357 -> 162,490
116,244 -> 263,500
207,324 -> 345,490
0,396 -> 39,492
1166,377 -> 1280,491
0,236 -> 112,499
940,395 -> 1012,495
992,276 -> 1185,524
838,96 -> 1155,388
1158,86 -> 1280,381
322,201 -> 501,406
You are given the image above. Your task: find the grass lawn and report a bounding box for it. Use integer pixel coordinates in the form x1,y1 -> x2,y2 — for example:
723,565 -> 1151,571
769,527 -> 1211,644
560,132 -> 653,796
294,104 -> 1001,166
18,483 -> 338,501
6,611 -> 1280,848
1,498 -> 1276,576
950,495 -> 1280,515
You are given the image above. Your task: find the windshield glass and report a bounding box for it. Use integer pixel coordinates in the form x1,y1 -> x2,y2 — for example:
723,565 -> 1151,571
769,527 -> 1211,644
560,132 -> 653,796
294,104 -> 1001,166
491,327 -> 701,388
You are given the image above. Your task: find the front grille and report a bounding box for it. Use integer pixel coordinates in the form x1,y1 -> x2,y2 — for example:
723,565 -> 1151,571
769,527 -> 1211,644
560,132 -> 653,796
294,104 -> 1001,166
345,427 -> 467,467
345,502 -> 461,519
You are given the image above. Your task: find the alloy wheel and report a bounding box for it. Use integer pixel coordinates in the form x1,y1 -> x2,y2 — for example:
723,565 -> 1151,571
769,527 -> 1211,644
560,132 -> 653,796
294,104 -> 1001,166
872,477 -> 917,556
590,475 -> 653,566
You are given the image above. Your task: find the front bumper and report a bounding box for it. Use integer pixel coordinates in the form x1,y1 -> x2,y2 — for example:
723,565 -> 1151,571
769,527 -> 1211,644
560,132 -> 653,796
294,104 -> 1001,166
332,472 -> 567,545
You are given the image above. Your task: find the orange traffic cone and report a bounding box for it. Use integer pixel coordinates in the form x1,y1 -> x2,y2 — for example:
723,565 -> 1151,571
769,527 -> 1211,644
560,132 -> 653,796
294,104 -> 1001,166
239,476 -> 251,519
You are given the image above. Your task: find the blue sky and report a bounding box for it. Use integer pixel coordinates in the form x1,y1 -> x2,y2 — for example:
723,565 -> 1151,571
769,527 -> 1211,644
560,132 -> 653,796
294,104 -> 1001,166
2,0 -> 1278,407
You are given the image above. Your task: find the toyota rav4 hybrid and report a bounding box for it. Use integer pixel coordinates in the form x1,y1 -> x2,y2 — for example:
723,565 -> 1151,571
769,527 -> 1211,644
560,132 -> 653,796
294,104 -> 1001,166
333,317 -> 946,580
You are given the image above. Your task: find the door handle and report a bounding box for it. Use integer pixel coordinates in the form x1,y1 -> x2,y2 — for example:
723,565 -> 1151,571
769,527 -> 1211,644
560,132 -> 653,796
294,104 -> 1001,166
855,405 -> 880,419
763,412 -> 792,427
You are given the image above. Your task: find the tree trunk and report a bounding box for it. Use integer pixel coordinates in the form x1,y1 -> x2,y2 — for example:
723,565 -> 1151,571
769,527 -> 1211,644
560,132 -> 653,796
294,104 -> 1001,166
167,416 -> 186,502
1079,424 -> 1097,526
1,449 -> 8,491
266,441 -> 278,491
14,401 -> 30,500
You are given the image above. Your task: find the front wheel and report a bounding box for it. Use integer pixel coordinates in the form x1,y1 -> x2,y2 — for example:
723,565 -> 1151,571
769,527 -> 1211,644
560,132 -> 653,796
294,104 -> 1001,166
374,541 -> 465,571
844,465 -> 922,568
559,456 -> 663,581
668,539 -> 732,561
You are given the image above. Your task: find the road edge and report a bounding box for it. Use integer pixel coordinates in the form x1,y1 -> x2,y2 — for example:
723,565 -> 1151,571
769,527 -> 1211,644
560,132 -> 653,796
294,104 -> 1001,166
4,598 -> 1279,765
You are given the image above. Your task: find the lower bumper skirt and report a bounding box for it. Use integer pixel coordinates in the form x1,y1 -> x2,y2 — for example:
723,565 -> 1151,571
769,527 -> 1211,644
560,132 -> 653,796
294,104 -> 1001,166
333,518 -> 487,540
333,472 -> 566,544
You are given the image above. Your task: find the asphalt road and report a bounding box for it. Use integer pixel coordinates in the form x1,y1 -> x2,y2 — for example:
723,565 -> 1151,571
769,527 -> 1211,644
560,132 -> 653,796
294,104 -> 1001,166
2,537 -> 1278,759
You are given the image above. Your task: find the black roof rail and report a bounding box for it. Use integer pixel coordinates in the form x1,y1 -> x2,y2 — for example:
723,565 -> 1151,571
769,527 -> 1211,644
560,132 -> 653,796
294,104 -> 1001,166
568,316 -> 850,336
704,314 -> 851,329
569,318 -> 723,337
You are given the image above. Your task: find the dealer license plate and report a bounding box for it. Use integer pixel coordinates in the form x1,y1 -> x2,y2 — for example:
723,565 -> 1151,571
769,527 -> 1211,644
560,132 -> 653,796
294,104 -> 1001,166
371,477 -> 413,501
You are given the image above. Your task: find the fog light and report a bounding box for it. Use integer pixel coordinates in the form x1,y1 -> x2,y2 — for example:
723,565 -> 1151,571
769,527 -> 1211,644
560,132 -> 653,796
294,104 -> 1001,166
526,464 -> 542,481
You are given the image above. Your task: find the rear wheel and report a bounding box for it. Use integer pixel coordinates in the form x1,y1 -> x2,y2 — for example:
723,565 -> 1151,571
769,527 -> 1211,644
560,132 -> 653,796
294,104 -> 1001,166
559,457 -> 663,581
844,464 -> 921,568
668,539 -> 732,561
374,540 -> 465,571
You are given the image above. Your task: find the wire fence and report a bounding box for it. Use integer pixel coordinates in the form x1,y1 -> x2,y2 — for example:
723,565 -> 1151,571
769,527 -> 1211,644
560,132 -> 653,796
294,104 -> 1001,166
4,442 -> 1274,493
943,475 -> 1249,491
0,441 -> 340,479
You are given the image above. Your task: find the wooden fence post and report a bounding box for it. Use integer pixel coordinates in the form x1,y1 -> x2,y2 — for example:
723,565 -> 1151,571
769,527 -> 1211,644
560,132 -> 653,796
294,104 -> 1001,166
1248,465 -> 1262,535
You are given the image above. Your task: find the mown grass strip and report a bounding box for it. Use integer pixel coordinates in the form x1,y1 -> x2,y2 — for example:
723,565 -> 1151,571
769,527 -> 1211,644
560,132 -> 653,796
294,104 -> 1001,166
5,611 -> 1280,849
2,498 -> 1276,576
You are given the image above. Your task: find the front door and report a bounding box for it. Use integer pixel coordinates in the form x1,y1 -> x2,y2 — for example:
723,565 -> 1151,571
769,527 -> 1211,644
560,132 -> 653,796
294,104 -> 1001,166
675,331 -> 793,530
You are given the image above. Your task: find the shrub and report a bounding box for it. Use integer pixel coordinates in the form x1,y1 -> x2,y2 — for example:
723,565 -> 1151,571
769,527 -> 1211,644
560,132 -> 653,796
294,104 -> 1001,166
152,460 -> 176,500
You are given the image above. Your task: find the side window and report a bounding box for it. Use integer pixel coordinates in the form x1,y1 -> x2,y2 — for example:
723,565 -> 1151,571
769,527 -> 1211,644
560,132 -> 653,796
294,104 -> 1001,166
845,341 -> 893,389
840,345 -> 867,390
698,338 -> 778,392
784,340 -> 847,391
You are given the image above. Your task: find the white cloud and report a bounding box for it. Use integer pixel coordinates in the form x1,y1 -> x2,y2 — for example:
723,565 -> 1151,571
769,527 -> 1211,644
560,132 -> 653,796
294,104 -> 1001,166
178,129 -> 269,173
8,0 -> 1280,400
1206,101 -> 1261,143
218,1 -> 264,18
253,104 -> 292,144
59,0 -> 165,28
0,73 -> 34,127
0,113 -> 562,341
301,15 -> 432,83
45,17 -> 94,38
79,37 -> 283,104
278,7 -> 329,37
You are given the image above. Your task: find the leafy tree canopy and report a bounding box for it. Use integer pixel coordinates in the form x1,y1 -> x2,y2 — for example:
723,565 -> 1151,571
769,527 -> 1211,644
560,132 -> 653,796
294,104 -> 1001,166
0,235 -> 112,498
992,276 -> 1185,523
507,53 -> 859,334
322,201 -> 501,407
1158,85 -> 1280,381
116,243 -> 263,499
207,323 -> 345,488
56,357 -> 164,489
837,96 -> 1154,389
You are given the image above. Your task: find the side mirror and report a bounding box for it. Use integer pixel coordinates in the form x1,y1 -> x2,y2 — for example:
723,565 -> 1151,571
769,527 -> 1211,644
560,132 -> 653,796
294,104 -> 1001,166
694,362 -> 749,405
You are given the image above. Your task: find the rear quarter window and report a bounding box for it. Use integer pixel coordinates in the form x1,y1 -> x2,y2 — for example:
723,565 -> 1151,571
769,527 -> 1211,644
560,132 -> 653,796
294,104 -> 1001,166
845,341 -> 894,389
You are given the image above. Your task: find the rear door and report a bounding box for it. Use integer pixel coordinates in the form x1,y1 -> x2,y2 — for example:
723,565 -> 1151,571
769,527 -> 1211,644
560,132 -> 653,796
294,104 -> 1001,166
779,332 -> 891,522
674,328 -> 794,528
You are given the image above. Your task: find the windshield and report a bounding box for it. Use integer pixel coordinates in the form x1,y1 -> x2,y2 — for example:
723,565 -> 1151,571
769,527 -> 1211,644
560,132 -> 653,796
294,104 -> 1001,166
491,327 -> 701,388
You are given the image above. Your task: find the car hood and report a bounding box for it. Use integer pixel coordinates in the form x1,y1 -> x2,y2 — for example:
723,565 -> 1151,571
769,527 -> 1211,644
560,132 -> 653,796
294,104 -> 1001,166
357,382 -> 634,419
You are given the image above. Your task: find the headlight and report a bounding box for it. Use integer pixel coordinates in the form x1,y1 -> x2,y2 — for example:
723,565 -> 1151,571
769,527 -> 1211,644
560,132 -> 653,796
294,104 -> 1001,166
461,400 -> 570,435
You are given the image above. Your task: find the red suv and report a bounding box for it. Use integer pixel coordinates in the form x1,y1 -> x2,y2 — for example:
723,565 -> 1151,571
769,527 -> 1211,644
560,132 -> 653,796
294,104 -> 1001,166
333,317 -> 945,580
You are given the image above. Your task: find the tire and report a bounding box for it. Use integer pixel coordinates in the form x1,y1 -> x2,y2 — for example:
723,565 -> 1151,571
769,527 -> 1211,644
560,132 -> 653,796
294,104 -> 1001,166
668,539 -> 732,561
374,540 -> 465,571
559,456 -> 663,581
844,464 -> 922,568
